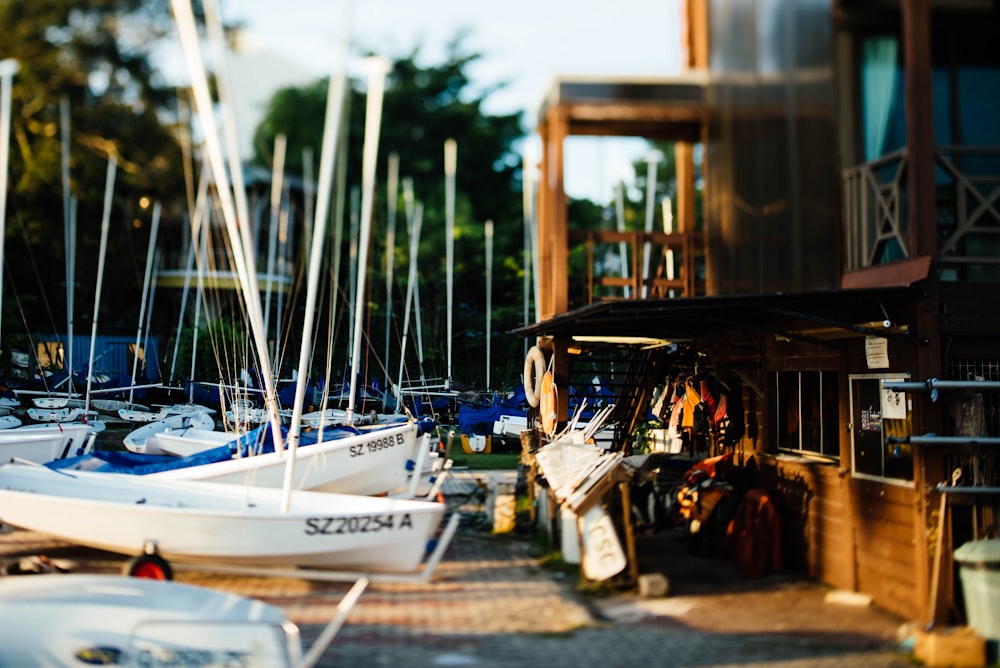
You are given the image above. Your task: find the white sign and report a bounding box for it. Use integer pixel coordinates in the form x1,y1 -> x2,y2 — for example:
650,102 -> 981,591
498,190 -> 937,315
579,505 -> 627,581
865,336 -> 889,369
881,380 -> 908,420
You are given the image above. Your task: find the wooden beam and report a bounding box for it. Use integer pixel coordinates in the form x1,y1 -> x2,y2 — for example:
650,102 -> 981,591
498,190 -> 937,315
902,0 -> 943,626
686,0 -> 710,70
537,108 -> 569,319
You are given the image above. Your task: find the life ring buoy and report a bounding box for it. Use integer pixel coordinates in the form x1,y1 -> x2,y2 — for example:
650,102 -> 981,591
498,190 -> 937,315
523,346 -> 546,407
540,371 -> 558,436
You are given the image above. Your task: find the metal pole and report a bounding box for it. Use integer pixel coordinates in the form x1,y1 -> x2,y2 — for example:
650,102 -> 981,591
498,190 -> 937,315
485,220 -> 493,389
444,138 -> 457,387
84,157 -> 117,416
384,152 -> 399,409
0,59 -> 19,352
347,56 -> 392,422
129,202 -> 161,404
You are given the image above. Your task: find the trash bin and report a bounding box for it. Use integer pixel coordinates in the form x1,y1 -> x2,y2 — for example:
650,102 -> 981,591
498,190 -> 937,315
954,539 -> 1000,640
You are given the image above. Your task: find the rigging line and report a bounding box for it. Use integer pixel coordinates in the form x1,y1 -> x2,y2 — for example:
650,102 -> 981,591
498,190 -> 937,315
315,266 -> 341,420
192,210 -> 224,384
10,211 -> 61,347
270,221 -> 299,381
196,211 -> 243,392
4,258 -> 50,392
202,203 -> 254,390
318,271 -> 353,413
294,233 -> 331,386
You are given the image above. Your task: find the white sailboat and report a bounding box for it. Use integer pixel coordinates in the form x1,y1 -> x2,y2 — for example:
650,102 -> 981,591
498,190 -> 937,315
146,420 -> 422,496
121,410 -> 219,455
0,574 -> 308,667
118,401 -> 215,423
0,422 -> 95,464
0,461 -> 445,575
25,405 -> 100,425
0,3 -> 451,584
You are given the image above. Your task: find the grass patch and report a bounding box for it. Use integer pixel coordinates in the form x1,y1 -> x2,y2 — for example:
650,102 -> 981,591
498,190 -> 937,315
447,452 -> 520,470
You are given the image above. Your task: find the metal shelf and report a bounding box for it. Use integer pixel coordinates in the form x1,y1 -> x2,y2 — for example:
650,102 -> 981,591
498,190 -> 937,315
888,435 -> 1000,446
883,378 -> 1000,402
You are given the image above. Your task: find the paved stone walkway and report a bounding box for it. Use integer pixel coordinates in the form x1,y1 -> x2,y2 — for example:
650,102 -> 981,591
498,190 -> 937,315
0,470 -> 918,667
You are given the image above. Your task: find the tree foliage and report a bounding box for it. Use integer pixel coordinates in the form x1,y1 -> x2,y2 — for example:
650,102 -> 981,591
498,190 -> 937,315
1,0 -> 185,364
252,37 -> 530,390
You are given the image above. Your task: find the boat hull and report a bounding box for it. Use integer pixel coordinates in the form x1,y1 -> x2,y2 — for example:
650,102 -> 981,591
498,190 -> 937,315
0,463 -> 445,573
0,574 -> 302,667
123,412 -> 218,454
149,421 -> 420,496
0,423 -> 95,464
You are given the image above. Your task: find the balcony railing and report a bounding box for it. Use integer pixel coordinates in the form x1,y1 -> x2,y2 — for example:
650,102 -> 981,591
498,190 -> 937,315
843,146 -> 1000,280
567,229 -> 705,308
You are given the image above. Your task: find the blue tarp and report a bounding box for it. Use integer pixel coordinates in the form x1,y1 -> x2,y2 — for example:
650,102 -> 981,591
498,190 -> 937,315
47,423 -> 365,475
457,404 -> 525,435
48,443 -> 237,474
455,385 -> 530,435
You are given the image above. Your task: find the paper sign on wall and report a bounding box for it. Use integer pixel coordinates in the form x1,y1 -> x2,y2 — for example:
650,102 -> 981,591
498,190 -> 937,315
865,336 -> 889,369
882,381 -> 908,420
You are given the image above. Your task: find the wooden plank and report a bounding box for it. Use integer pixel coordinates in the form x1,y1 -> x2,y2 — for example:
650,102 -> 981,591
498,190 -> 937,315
815,494 -> 847,518
853,517 -> 915,547
841,256 -> 931,289
855,530 -> 917,566
814,544 -> 855,590
850,477 -> 919,506
858,566 -> 919,620
806,517 -> 849,547
856,548 -> 917,586
853,497 -> 919,526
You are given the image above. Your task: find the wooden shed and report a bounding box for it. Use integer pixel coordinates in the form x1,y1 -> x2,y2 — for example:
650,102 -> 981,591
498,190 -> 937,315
519,0 -> 1000,625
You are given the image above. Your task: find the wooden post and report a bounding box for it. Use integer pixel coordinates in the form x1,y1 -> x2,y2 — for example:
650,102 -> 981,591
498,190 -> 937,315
902,0 -> 945,625
620,482 -> 639,584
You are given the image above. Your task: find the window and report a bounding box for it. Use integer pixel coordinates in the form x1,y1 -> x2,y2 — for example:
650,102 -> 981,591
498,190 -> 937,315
35,341 -> 65,372
849,374 -> 913,482
773,371 -> 839,458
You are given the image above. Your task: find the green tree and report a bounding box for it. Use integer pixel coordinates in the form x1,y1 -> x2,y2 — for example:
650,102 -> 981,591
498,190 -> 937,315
0,0 -> 185,376
252,35 -> 529,391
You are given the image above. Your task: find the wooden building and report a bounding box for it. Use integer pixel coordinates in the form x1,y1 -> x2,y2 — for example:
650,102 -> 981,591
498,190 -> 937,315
519,0 -> 1000,624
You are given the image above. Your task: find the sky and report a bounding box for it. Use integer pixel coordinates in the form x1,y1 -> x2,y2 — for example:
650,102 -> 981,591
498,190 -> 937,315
210,0 -> 687,201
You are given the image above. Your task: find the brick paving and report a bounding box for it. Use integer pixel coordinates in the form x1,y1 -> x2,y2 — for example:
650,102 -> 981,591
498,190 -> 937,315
0,471 -> 918,667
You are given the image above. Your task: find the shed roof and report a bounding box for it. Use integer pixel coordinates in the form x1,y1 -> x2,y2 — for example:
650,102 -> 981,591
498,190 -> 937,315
536,72 -> 709,139
511,286 -> 923,347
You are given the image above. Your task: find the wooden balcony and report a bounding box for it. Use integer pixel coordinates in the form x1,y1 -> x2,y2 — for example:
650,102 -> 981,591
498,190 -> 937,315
842,146 -> 1000,281
566,229 -> 705,309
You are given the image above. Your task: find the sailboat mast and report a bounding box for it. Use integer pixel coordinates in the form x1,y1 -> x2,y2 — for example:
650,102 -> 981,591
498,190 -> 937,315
383,151 -> 399,408
263,133 -> 286,359
0,59 -> 17,351
281,26 -> 351,506
188,221 -> 208,403
346,186 -> 358,371
59,95 -> 74,382
615,179 -> 630,298
170,167 -> 209,385
171,0 -> 283,448
347,56 -> 391,422
203,0 -> 257,284
444,139 -> 456,388
141,249 -> 161,388
83,157 -> 117,417
403,178 -> 428,384
129,202 -> 161,404
485,219 -> 493,390
394,202 -> 422,410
